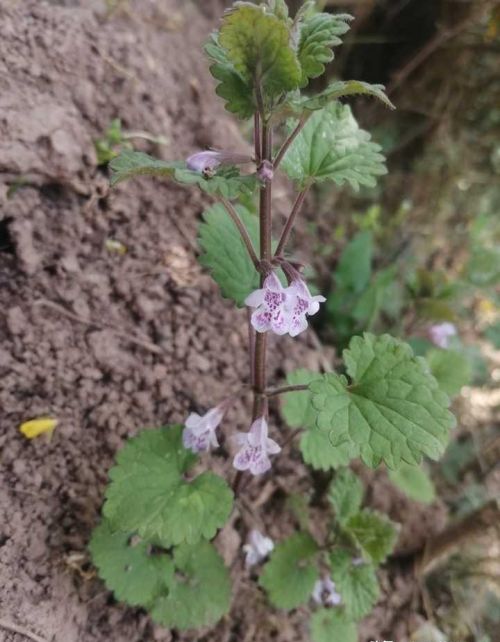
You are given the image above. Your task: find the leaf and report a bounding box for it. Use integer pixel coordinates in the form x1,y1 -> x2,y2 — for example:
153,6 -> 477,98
328,468 -> 364,524
296,79 -> 395,111
260,532 -> 319,609
426,348 -> 472,396
19,417 -> 58,439
388,462 -> 436,504
281,103 -> 387,191
219,2 -> 301,106
205,33 -> 255,119
103,426 -> 233,546
110,151 -> 256,199
198,203 -> 259,307
297,13 -> 352,87
89,520 -> 174,607
109,150 -> 181,186
300,427 -> 355,471
330,549 -> 379,621
310,333 -> 456,469
151,541 -> 231,630
310,609 -> 358,642
344,510 -> 398,565
281,369 -> 321,429
335,231 -> 373,293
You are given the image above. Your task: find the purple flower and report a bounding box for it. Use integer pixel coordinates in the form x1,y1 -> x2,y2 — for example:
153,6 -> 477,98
285,278 -> 326,337
233,416 -> 281,475
245,272 -> 290,335
427,322 -> 457,349
182,405 -> 225,453
352,556 -> 364,566
312,576 -> 342,607
186,150 -> 252,175
257,160 -> 274,182
243,529 -> 274,568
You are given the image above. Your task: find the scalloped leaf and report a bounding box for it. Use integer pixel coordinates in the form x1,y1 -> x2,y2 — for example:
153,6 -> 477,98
295,79 -> 395,112
426,348 -> 472,397
260,532 -> 319,609
151,541 -> 231,630
300,428 -> 355,471
281,104 -> 387,191
310,333 -> 456,469
89,520 -> 174,607
103,426 -> 233,546
205,33 -> 255,119
297,12 -> 352,87
110,150 -> 256,199
219,2 -> 301,106
330,549 -> 379,621
310,609 -> 358,642
344,509 -> 398,565
198,203 -> 259,307
388,462 -> 436,504
328,468 -> 364,525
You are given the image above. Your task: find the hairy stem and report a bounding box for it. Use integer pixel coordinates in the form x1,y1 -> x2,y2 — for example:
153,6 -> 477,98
274,186 -> 310,257
219,197 -> 260,269
273,114 -> 309,170
253,122 -> 273,416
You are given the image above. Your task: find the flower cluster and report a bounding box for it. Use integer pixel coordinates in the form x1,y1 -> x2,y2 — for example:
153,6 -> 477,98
243,529 -> 274,568
182,409 -> 281,476
245,272 -> 325,337
312,576 -> 342,607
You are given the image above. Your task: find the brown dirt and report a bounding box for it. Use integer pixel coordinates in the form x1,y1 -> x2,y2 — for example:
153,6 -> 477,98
0,2 -> 446,641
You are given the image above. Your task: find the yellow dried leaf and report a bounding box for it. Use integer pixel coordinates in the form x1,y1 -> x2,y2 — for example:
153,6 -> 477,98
105,239 -> 127,255
20,417 -> 58,439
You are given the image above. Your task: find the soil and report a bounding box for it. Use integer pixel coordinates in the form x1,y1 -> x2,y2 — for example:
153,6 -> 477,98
0,1 -> 448,641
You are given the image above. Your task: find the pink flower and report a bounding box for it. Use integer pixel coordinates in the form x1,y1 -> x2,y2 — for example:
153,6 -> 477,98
312,576 -> 342,607
186,150 -> 252,175
243,529 -> 274,567
182,405 -> 225,453
286,278 -> 326,337
428,322 -> 457,349
233,416 -> 281,475
257,160 -> 274,182
245,272 -> 290,335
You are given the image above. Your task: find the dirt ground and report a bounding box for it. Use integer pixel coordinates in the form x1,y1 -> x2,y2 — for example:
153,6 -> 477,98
0,1 -> 452,641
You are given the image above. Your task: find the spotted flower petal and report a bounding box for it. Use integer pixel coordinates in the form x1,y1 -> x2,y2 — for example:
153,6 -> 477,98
182,405 -> 225,453
233,417 -> 281,476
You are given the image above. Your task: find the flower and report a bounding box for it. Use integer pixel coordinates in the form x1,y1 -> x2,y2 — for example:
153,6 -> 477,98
286,278 -> 326,337
427,322 -> 457,349
243,529 -> 274,568
351,556 -> 364,566
233,416 -> 281,475
186,150 -> 225,174
312,576 -> 342,607
245,272 -> 290,335
182,405 -> 225,453
257,160 -> 274,182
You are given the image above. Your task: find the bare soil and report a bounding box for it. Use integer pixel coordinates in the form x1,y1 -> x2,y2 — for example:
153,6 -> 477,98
0,1 -> 447,641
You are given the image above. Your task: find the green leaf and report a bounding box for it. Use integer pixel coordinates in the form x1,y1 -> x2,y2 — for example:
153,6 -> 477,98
388,462 -> 436,504
174,165 -> 257,200
110,150 -> 256,199
300,427 -> 355,471
426,348 -> 472,397
281,104 -> 387,191
484,321 -> 500,349
109,150 -> 181,186
260,532 -> 319,609
281,369 -> 320,428
296,79 -> 395,111
89,520 -> 174,607
310,333 -> 456,469
328,468 -> 364,525
219,3 -> 301,107
310,609 -> 358,642
205,33 -> 256,119
151,541 -> 231,630
344,510 -> 398,565
198,203 -> 259,307
103,426 -> 233,546
297,13 -> 352,87
330,549 -> 379,621
335,231 -> 373,293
